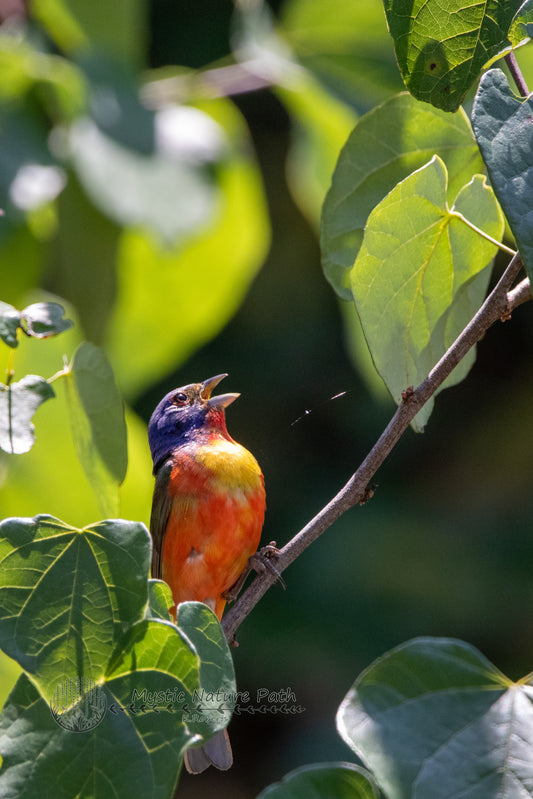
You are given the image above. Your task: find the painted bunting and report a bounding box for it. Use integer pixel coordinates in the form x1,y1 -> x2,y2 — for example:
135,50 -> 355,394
148,374 -> 266,773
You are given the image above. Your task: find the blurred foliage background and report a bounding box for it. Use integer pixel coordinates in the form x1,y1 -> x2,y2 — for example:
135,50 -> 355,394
1,0 -> 533,796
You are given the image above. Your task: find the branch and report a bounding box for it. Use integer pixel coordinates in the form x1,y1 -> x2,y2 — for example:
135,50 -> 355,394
142,61 -> 280,109
222,253 -> 529,644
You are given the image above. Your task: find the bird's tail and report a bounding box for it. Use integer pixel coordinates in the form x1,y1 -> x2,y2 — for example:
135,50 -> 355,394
184,728 -> 233,774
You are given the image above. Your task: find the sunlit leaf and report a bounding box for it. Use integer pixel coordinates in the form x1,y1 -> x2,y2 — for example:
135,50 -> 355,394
65,343 -> 127,517
508,0 -> 533,46
472,68 -> 533,283
337,637 -> 533,799
257,762 -> 379,799
146,579 -> 173,621
321,93 -> 483,299
350,157 -> 503,430
71,342 -> 127,477
0,375 -> 54,454
0,515 -> 150,700
383,0 -> 521,111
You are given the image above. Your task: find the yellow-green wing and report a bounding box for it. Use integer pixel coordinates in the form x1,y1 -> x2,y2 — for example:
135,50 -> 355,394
150,459 -> 173,579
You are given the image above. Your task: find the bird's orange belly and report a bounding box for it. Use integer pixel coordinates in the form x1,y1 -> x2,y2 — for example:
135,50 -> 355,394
162,486 -> 265,619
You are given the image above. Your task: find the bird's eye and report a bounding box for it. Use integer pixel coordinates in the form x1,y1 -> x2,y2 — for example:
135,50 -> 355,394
172,392 -> 189,406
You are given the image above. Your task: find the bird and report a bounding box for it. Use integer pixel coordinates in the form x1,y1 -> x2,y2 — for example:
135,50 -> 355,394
148,373 -> 266,774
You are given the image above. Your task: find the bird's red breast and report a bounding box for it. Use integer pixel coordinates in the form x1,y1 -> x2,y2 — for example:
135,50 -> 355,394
162,434 -> 265,619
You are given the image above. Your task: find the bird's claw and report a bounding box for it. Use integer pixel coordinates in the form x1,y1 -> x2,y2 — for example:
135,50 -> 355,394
223,541 -> 285,602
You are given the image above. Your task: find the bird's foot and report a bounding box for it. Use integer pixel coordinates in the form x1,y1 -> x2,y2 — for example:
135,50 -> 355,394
223,541 -> 285,602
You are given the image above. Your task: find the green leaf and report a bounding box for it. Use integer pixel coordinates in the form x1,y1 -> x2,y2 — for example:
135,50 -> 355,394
106,609 -> 234,750
20,301 -> 73,338
509,0 -> 533,46
0,301 -> 21,348
257,762 -> 380,799
0,607 -> 234,799
350,156 -> 503,430
71,342 -> 127,482
321,93 -> 483,299
383,0 -> 521,111
0,515 -> 150,700
472,68 -> 533,282
336,637 -> 533,799
0,376 -> 55,454
146,579 -> 173,621
177,601 -> 235,710
105,97 -> 270,399
65,342 -> 127,516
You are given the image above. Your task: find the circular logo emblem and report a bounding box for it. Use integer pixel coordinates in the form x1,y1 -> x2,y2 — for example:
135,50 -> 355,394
50,677 -> 107,732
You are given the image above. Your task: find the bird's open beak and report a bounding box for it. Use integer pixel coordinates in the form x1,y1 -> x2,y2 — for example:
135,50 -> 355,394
201,374 -> 240,409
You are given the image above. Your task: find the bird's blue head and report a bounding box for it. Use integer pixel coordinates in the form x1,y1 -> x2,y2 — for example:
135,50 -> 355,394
148,374 -> 239,473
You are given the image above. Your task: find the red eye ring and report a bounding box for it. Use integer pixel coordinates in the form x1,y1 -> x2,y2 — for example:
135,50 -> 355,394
172,392 -> 189,406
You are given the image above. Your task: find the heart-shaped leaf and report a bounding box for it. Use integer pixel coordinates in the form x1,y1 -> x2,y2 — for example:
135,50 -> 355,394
337,637 -> 533,799
350,156 -> 503,430
321,93 -> 483,299
0,515 -> 150,700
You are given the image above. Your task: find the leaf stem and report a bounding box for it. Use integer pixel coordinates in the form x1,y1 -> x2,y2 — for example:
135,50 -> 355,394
505,51 -> 530,98
5,346 -> 15,386
447,209 -> 516,256
48,355 -> 72,384
222,253 -> 529,644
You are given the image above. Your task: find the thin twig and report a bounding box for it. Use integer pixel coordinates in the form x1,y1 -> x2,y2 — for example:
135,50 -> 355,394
222,254 -> 528,644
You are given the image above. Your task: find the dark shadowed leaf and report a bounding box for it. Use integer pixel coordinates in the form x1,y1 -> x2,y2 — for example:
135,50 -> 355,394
0,376 -> 54,454
472,68 -> 533,283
